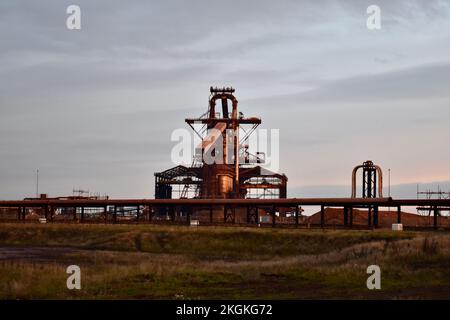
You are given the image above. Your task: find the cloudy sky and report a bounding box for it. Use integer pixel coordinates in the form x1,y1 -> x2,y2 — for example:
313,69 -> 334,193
1,0 -> 450,200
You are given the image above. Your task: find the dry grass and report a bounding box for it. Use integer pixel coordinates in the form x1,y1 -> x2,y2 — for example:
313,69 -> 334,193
0,223 -> 449,299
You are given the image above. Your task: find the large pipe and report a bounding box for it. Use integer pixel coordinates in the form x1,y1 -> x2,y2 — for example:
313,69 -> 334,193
221,97 -> 229,118
206,91 -> 240,197
374,165 -> 383,198
16,197 -> 450,208
351,165 -> 364,198
351,162 -> 383,198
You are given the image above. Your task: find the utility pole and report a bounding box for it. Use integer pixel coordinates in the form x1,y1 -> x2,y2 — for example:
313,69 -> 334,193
388,168 -> 391,212
388,168 -> 391,197
36,169 -> 39,198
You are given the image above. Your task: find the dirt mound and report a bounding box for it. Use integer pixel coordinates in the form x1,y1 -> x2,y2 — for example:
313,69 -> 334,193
306,207 -> 450,227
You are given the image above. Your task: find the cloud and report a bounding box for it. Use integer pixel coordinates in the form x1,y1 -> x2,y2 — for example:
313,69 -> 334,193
1,0 -> 450,199
249,61 -> 450,107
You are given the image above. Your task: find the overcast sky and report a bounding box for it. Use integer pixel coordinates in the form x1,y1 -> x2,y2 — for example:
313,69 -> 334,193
1,0 -> 450,200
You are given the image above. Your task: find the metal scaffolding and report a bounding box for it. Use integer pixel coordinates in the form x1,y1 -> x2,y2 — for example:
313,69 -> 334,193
154,87 -> 287,201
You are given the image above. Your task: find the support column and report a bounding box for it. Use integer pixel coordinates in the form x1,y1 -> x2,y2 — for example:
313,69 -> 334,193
114,206 -> 117,224
148,206 -> 153,222
104,206 -> 108,222
271,205 -> 276,228
368,207 -> 372,227
433,206 -> 439,230
186,207 -> 191,225
224,206 -> 235,223
343,206 -> 349,226
373,206 -> 379,228
295,206 -> 299,227
349,208 -> 353,227
73,207 -> 77,221
81,206 -> 85,222
136,206 -> 140,222
246,206 -> 258,225
170,206 -> 175,222
17,207 -> 21,221
397,206 -> 401,224
320,205 -> 325,228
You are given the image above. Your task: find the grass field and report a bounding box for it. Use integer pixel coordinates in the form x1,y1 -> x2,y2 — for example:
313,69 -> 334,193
0,223 -> 449,299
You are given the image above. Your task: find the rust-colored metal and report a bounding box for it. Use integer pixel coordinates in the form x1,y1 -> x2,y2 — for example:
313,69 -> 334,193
351,160 -> 383,198
155,87 -> 287,201
1,197 -> 449,230
2,197 -> 450,207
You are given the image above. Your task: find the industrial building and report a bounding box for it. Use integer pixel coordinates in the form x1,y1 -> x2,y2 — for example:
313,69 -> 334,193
0,88 -> 448,229
154,87 -> 287,200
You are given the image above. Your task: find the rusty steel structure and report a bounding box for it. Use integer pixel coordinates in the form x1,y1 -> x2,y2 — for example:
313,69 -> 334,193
0,197 -> 449,230
416,186 -> 450,220
351,160 -> 383,198
0,160 -> 448,229
349,160 -> 384,228
1,88 -> 449,230
155,87 -> 287,200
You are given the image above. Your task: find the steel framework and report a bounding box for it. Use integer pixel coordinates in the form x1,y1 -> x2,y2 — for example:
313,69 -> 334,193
1,197 -> 449,230
416,186 -> 450,218
154,87 -> 287,201
350,160 -> 384,227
